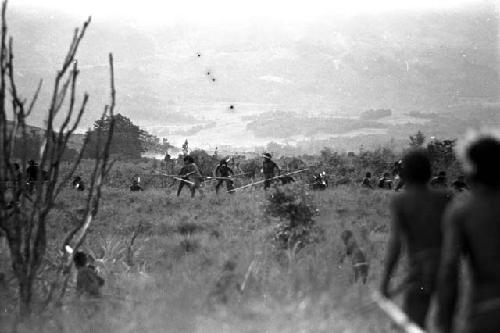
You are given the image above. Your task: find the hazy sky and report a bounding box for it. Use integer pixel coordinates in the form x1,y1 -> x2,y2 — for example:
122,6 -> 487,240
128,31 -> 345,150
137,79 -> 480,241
13,0 -> 489,26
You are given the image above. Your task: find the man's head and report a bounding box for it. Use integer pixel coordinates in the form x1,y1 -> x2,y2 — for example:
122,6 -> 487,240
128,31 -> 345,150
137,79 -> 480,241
365,172 -> 371,178
438,171 -> 446,178
73,251 -> 87,268
466,136 -> 500,188
262,153 -> 272,160
28,160 -> 36,166
401,149 -> 431,185
383,172 -> 390,178
183,155 -> 194,164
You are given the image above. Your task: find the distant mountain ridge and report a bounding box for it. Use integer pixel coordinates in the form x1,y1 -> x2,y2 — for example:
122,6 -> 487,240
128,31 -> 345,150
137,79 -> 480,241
6,3 -> 499,150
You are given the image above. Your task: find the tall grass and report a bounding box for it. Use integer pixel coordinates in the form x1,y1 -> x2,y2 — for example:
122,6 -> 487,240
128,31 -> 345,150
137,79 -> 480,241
1,183 -> 401,332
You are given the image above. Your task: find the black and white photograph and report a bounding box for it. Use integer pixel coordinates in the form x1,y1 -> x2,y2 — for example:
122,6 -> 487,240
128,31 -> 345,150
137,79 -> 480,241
0,0 -> 499,331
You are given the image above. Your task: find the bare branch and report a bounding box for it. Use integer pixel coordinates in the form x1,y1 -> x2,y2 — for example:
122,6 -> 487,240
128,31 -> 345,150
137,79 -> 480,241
25,79 -> 42,117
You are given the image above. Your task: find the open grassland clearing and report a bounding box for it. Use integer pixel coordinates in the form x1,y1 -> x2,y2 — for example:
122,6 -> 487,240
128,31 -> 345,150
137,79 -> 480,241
1,185 -> 407,332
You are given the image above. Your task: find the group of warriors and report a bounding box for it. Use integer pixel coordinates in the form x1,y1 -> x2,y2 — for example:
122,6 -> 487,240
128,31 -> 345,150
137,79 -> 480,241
4,134 -> 499,333
361,162 -> 470,193
67,134 -> 500,333
373,135 -> 500,333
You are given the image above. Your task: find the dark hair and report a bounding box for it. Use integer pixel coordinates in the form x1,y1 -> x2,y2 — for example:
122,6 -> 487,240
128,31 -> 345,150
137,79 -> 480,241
73,251 -> 87,267
183,155 -> 194,163
438,171 -> 446,177
467,137 -> 500,187
365,172 -> 371,178
401,149 -> 431,185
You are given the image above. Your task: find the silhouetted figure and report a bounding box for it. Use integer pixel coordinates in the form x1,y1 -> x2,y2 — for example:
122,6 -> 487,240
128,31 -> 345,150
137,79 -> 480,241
451,175 -> 469,192
74,251 -> 104,298
430,171 -> 448,189
262,153 -> 280,190
177,155 -> 204,198
214,158 -> 234,194
340,230 -> 369,284
380,149 -> 452,330
393,160 -> 405,191
197,53 -> 201,57
212,78 -> 216,82
362,172 -> 373,189
72,176 -> 85,191
129,180 -> 143,192
378,172 -> 393,190
437,136 -> 500,333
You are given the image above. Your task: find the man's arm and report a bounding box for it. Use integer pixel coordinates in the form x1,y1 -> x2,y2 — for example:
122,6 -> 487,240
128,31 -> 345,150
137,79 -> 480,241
436,207 -> 463,333
380,199 -> 403,298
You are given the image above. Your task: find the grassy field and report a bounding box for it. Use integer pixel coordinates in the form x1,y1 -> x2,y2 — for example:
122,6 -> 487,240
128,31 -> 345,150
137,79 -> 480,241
1,182 -> 408,332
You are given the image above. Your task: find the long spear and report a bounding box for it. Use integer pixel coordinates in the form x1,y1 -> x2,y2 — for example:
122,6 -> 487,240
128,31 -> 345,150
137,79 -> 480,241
231,168 -> 309,192
371,291 -> 426,333
152,171 -> 195,185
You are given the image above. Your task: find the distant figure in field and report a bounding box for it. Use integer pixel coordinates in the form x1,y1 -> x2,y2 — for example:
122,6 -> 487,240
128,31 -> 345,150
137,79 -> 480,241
393,160 -> 405,191
451,175 -> 469,192
362,172 -> 373,189
214,158 -> 234,194
430,171 -> 448,189
72,176 -> 85,191
339,229 -> 369,284
380,149 -> 452,330
262,153 -> 280,190
378,172 -> 392,190
177,155 -> 204,198
437,135 -> 500,333
312,171 -> 328,190
74,251 -> 104,298
129,179 -> 143,192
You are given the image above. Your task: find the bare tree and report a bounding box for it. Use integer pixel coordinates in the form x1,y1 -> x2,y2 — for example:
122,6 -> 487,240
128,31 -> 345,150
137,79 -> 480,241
0,0 -> 115,316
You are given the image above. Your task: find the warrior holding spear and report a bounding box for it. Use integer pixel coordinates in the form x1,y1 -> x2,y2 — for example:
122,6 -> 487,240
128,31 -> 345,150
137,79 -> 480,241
214,157 -> 235,195
262,153 -> 280,190
177,155 -> 204,198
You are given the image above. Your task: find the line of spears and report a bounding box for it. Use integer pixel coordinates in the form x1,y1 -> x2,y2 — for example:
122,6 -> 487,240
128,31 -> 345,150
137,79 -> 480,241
152,168 -> 312,192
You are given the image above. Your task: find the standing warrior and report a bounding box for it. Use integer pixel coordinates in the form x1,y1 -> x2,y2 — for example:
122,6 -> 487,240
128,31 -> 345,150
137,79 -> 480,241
437,135 -> 500,333
177,155 -> 204,198
214,157 -> 235,194
262,153 -> 280,190
339,230 -> 369,284
380,150 -> 452,330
